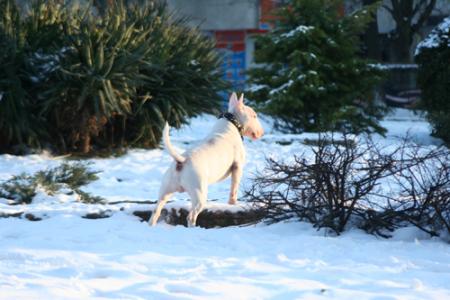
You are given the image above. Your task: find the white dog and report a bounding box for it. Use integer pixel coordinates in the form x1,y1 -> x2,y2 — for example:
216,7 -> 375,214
149,93 -> 264,227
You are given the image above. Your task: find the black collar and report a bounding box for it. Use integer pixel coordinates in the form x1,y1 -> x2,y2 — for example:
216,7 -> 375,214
219,112 -> 244,139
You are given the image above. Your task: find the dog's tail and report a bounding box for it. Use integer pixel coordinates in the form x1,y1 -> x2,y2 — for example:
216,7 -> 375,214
163,122 -> 186,163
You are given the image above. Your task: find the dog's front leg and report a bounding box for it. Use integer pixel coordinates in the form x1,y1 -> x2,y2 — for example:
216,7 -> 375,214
229,163 -> 242,205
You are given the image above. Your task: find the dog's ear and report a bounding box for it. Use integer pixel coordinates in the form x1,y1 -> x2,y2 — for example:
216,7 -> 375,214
239,93 -> 244,104
228,92 -> 243,112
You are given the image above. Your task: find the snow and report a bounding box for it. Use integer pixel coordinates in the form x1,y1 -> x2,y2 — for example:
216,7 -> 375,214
415,16 -> 450,56
28,47 -> 73,83
274,25 -> 314,43
369,63 -> 419,70
1,109 -> 449,299
247,84 -> 269,93
2,215 -> 450,299
280,25 -> 314,38
269,80 -> 294,95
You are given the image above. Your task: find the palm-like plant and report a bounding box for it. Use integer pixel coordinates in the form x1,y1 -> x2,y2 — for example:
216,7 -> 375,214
1,0 -> 227,154
0,0 -> 38,150
0,0 -> 77,151
39,2 -> 152,153
126,4 -> 227,147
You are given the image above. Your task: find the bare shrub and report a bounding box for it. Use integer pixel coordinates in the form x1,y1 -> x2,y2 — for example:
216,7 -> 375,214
244,134 -> 397,235
245,134 -> 450,238
390,146 -> 450,237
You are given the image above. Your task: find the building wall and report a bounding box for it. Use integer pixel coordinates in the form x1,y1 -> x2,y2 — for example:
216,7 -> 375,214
166,0 -> 277,91
166,0 -> 259,31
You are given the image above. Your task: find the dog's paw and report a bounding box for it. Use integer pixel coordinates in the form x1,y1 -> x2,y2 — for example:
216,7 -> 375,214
228,198 -> 238,205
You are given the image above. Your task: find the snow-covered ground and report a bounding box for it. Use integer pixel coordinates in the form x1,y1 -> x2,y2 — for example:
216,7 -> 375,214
1,109 -> 449,299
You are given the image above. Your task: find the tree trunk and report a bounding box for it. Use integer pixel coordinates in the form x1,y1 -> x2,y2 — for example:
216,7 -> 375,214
81,132 -> 91,154
364,20 -> 383,60
391,22 -> 413,63
362,0 -> 383,61
120,115 -> 126,147
384,0 -> 437,63
79,110 -> 92,154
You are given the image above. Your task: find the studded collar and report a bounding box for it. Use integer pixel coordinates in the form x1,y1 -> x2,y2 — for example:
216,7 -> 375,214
219,112 -> 244,140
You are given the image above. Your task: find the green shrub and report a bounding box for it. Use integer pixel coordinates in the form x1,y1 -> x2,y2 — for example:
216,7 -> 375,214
75,189 -> 105,204
0,0 -> 227,154
38,2 -> 148,153
0,0 -> 39,150
0,174 -> 37,204
126,6 -> 226,148
34,162 -> 100,192
0,161 -> 102,204
0,0 -> 78,151
415,17 -> 450,145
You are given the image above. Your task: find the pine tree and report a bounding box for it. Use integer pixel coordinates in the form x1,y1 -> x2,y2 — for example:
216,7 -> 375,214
415,17 -> 450,145
247,0 -> 386,134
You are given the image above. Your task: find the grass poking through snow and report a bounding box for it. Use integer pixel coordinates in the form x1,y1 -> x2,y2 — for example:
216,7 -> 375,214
0,162 -> 103,204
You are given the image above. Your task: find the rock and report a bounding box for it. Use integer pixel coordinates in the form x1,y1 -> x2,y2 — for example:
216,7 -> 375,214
133,207 -> 265,228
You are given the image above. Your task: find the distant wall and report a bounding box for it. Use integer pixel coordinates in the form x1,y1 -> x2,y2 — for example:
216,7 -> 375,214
166,0 -> 259,30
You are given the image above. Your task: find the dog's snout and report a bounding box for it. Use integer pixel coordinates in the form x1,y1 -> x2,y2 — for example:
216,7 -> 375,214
252,128 -> 264,140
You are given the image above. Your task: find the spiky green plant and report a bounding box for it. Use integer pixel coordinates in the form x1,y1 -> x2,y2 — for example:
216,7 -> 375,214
38,2 -> 147,153
124,4 -> 228,147
0,0 -> 77,152
0,0 -> 38,150
1,0 -> 227,154
24,0 -> 69,51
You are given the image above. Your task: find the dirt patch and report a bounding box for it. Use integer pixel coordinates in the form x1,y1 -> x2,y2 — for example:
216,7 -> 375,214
135,207 -> 265,228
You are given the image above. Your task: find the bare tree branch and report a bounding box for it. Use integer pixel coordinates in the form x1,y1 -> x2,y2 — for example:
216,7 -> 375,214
382,4 -> 394,15
412,0 -> 437,33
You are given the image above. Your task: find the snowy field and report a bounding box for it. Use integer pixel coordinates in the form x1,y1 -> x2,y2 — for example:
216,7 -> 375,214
1,109 -> 449,299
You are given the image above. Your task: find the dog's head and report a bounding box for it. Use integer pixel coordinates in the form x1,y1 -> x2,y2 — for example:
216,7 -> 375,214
228,92 -> 264,140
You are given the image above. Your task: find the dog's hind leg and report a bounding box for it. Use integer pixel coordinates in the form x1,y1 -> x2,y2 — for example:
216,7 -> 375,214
149,180 -> 175,226
149,193 -> 173,226
186,186 -> 207,227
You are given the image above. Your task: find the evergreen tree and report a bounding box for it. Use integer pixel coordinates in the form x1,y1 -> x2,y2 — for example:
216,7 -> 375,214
415,17 -> 450,145
247,0 -> 386,134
